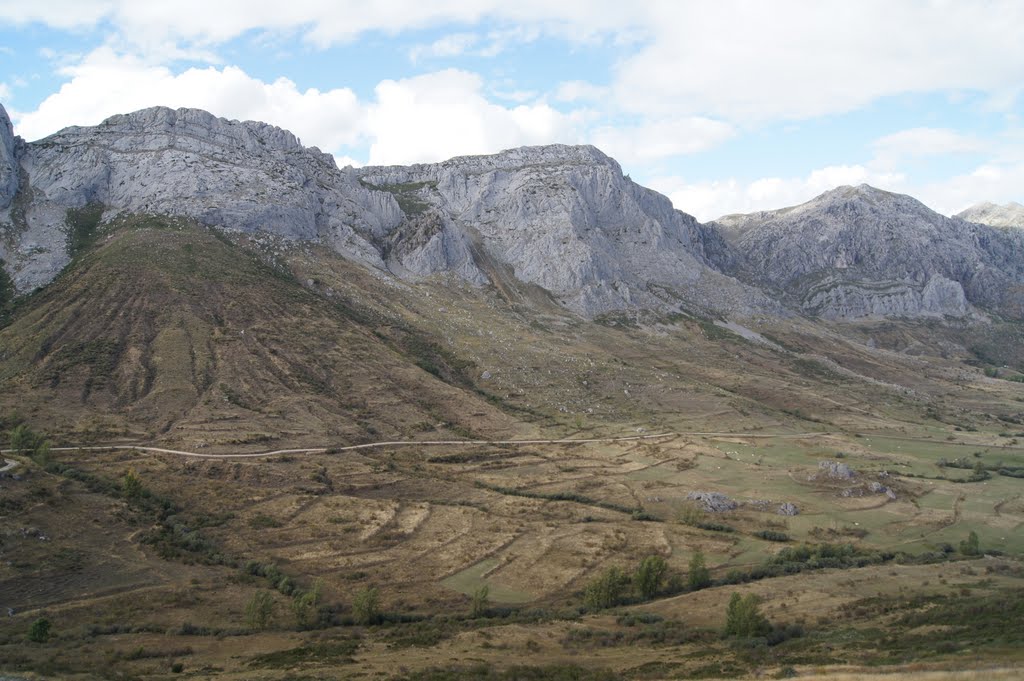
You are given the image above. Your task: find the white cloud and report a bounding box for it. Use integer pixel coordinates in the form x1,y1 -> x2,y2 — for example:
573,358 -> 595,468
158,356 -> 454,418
10,53 -> 578,169
612,2 -> 1024,122
554,80 -> 609,103
364,69 -> 576,165
915,160 -> 1024,216
408,32 -> 479,63
13,48 -> 363,150
5,2 -> 1024,124
650,164 -> 906,222
0,82 -> 10,100
872,127 -> 985,161
591,117 -> 734,164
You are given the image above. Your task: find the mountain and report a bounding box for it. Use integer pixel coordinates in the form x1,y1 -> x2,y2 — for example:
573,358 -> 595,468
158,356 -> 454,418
956,201 -> 1024,228
0,105 -> 771,319
710,184 -> 1024,319
2,104 -> 1023,326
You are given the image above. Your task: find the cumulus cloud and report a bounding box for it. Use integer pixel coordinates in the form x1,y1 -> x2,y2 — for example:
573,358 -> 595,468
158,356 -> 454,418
13,48 -> 363,150
364,69 -> 577,165
915,160 -> 1024,216
5,2 -> 1024,124
590,117 -> 734,164
871,127 -> 986,165
612,2 -> 1024,122
10,53 -> 577,168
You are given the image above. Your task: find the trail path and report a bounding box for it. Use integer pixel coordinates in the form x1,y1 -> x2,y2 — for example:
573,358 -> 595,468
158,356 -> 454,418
6,429 -> 1002,462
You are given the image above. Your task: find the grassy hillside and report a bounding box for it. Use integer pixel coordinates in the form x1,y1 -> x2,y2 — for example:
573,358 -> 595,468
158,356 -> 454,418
0,215 -> 517,447
1,216 -> 1022,679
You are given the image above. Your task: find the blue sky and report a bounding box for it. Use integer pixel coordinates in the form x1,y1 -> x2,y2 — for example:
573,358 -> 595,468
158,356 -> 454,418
1,1 -> 1022,220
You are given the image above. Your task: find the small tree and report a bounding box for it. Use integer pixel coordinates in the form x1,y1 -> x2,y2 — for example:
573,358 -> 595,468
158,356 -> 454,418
724,592 -> 771,638
634,555 -> 668,600
960,530 -> 981,556
688,551 -> 711,591
352,586 -> 380,625
28,617 -> 51,643
122,468 -> 144,499
292,578 -> 323,629
470,584 -> 490,618
246,590 -> 274,631
584,566 -> 627,609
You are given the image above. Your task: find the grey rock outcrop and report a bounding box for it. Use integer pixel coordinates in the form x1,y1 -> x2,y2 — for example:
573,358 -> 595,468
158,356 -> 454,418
686,491 -> 738,513
710,185 -> 1024,320
0,104 -> 18,210
777,502 -> 799,516
358,145 -> 776,316
816,460 -> 854,481
957,201 -> 1024,228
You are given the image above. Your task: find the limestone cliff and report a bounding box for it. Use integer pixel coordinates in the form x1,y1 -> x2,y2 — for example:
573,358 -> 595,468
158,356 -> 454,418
710,185 -> 1024,319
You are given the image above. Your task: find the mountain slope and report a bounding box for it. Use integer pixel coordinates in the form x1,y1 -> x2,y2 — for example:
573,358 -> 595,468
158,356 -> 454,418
711,184 -> 1024,319
0,214 -> 519,446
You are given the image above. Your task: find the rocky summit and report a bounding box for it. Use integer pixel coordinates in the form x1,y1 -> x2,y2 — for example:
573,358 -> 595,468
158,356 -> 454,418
712,185 -> 1024,320
2,104 -> 1023,321
957,201 -> 1024,228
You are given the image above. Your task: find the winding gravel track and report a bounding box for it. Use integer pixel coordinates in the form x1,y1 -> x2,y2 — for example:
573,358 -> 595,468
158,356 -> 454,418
2,433 -> 681,460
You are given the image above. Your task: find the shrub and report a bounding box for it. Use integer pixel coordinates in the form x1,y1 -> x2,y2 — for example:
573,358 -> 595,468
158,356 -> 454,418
688,551 -> 711,591
292,579 -> 323,629
724,593 -> 770,638
633,555 -> 668,600
584,566 -> 628,609
246,590 -> 275,630
353,587 -> 381,625
471,585 -> 490,618
960,530 -> 981,556
28,617 -> 51,643
753,530 -> 790,542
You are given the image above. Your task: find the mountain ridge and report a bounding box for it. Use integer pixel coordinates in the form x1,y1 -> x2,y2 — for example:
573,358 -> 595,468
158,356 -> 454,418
2,103 -> 1022,321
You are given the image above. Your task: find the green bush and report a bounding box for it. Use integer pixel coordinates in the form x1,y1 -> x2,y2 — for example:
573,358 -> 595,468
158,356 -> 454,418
724,593 -> 770,638
246,590 -> 275,630
633,555 -> 668,600
688,551 -> 711,591
28,617 -> 51,643
584,566 -> 628,609
353,586 -> 381,625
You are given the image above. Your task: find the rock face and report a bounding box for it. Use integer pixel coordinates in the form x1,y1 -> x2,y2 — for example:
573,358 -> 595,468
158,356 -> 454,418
1,105 -> 402,292
2,104 -> 1023,322
0,104 -> 772,317
710,185 -> 1024,319
957,201 -> 1024,228
0,104 -> 18,210
358,145 -> 774,316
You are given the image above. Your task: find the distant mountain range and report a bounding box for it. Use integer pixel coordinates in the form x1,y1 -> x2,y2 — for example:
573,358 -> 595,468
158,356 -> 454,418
2,104 -> 1022,321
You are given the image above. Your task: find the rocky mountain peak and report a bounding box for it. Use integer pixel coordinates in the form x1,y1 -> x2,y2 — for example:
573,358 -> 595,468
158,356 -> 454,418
956,201 -> 1024,228
709,183 -> 1024,320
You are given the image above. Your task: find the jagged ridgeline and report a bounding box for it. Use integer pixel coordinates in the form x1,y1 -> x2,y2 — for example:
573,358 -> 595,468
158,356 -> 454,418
2,104 -> 1023,324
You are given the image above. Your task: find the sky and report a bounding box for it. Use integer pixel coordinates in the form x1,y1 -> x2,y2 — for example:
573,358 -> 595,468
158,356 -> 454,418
1,1 -> 1022,221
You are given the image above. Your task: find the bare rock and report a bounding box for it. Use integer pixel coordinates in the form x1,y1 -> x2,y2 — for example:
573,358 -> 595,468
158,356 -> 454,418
687,491 -> 738,513
777,502 -> 800,516
817,460 -> 855,480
